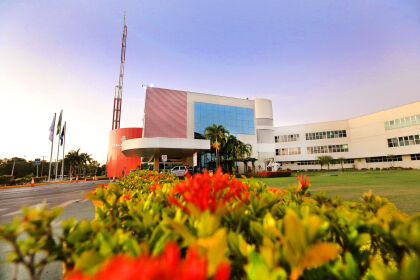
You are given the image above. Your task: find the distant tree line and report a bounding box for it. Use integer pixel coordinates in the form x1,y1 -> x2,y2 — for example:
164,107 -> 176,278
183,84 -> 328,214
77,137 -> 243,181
0,150 -> 105,179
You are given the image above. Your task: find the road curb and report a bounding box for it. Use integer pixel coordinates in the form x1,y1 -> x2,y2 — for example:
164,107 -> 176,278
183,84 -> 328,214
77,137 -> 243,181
0,181 -> 72,190
0,180 -> 108,191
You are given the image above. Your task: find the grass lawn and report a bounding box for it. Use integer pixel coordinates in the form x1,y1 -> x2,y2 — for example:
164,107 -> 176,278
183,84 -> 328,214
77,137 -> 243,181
253,170 -> 420,215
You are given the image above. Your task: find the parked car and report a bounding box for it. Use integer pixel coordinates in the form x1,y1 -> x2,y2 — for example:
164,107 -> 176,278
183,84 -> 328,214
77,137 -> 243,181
170,166 -> 188,176
187,167 -> 195,175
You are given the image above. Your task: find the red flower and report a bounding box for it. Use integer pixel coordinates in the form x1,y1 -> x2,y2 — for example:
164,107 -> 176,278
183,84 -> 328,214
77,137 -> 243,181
168,168 -> 249,213
297,174 -> 310,188
122,194 -> 132,200
214,261 -> 231,280
149,183 -> 159,192
66,242 -> 229,280
267,187 -> 287,196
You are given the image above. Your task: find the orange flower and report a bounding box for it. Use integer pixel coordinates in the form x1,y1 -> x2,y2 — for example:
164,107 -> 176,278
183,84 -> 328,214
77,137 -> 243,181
168,169 -> 249,213
212,141 -> 221,150
297,174 -> 310,189
267,187 -> 287,196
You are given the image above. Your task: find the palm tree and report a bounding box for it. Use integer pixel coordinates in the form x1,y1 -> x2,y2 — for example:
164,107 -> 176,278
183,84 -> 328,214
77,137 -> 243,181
336,157 -> 345,171
204,124 -> 229,168
65,149 -> 82,177
317,155 -> 333,171
80,153 -> 92,177
249,158 -> 257,172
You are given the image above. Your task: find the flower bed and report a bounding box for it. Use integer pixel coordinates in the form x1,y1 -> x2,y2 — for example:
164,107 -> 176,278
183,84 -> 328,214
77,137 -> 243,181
1,169 -> 420,280
239,170 -> 292,178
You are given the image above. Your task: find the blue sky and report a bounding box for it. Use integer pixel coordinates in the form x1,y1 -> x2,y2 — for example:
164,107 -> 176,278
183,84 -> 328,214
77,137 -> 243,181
1,0 -> 419,163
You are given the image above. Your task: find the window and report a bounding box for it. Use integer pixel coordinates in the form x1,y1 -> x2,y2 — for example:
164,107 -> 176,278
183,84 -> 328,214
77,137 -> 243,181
385,114 -> 420,130
305,130 -> 347,140
307,144 -> 349,154
194,102 -> 255,136
388,134 -> 420,148
275,147 -> 301,156
366,155 -> 402,163
275,134 -> 300,142
297,160 -> 318,166
411,154 -> 420,160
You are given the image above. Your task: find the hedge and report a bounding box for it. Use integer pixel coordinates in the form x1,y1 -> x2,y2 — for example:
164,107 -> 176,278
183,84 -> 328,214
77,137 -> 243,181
0,176 -> 47,186
239,170 -> 292,178
0,170 -> 419,280
0,175 -> 14,185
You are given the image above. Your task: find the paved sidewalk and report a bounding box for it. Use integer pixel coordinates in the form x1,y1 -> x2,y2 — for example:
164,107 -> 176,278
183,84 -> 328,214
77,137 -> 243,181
0,200 -> 95,280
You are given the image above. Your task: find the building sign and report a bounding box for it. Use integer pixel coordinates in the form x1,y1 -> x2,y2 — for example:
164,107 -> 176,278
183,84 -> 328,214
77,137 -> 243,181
193,152 -> 197,167
161,155 -> 167,162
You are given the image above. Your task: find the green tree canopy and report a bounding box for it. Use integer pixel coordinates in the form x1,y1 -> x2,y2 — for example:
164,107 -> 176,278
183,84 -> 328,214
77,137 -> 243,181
317,155 -> 334,170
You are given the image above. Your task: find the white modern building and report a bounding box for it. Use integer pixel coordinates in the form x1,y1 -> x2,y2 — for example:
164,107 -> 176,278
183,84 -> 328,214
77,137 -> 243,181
270,101 -> 420,170
121,87 -> 420,171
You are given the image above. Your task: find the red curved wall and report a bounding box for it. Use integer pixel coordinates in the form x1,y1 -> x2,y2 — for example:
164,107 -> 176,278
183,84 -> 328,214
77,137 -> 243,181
106,128 -> 142,177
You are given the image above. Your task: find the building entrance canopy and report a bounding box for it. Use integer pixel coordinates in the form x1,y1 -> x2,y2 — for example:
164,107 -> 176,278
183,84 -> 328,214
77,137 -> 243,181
122,137 -> 210,169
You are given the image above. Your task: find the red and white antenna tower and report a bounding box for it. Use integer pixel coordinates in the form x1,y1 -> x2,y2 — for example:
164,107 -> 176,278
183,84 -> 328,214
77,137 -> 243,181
112,11 -> 127,130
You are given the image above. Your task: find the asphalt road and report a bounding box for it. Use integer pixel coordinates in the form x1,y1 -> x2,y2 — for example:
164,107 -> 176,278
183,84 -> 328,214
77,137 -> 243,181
0,181 -> 103,224
0,181 -> 104,280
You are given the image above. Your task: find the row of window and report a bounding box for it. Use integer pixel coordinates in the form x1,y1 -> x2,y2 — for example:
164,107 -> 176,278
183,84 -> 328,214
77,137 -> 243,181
296,159 -> 355,166
297,161 -> 318,166
306,130 -> 347,140
274,134 -> 300,143
412,154 -> 420,160
385,114 -> 420,130
387,134 -> 420,147
366,155 -> 402,163
275,147 -> 301,156
307,144 -> 349,154
281,155 -> 420,164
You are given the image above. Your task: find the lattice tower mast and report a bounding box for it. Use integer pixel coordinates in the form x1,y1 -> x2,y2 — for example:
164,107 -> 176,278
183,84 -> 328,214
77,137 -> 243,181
112,12 -> 127,130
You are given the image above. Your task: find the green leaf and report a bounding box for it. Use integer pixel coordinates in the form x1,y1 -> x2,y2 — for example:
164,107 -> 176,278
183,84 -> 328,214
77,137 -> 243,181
74,250 -> 104,274
246,251 -> 271,280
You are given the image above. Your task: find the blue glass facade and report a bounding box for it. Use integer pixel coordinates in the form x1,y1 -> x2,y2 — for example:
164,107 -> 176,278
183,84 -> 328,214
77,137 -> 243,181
194,102 -> 255,136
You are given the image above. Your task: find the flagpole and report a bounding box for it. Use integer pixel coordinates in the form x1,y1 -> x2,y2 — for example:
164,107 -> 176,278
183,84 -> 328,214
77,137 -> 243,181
55,110 -> 63,181
48,113 -> 56,182
55,132 -> 60,181
61,122 -> 66,180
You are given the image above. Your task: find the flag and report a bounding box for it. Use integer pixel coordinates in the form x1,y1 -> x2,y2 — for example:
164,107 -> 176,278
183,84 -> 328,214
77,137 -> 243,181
49,114 -> 56,142
56,110 -> 63,135
60,122 -> 66,146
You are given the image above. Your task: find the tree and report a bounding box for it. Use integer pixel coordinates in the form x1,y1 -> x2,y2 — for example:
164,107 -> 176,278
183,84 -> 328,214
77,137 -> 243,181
249,158 -> 257,171
317,156 -> 334,171
204,124 -> 229,168
336,157 -> 346,171
387,154 -> 396,168
0,158 -> 35,178
80,152 -> 92,177
65,150 -> 91,177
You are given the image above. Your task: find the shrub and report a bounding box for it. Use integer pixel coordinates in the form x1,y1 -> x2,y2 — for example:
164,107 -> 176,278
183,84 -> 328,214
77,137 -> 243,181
13,177 -> 30,185
239,170 -> 292,178
0,175 -> 14,185
1,170 -> 420,280
34,176 -> 47,183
